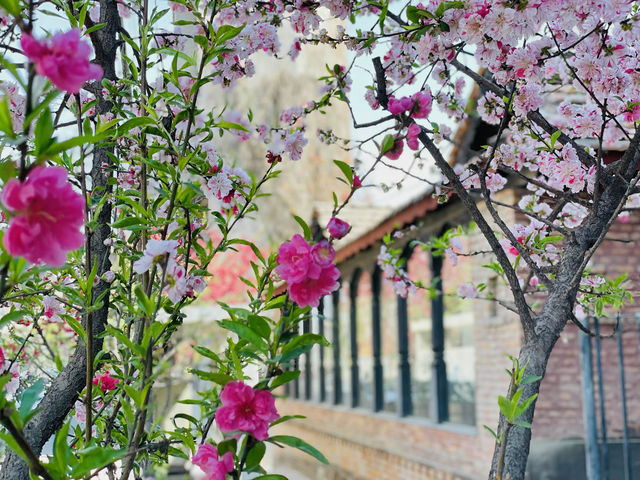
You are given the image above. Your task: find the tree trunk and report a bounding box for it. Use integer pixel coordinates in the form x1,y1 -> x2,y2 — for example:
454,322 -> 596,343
0,2 -> 119,478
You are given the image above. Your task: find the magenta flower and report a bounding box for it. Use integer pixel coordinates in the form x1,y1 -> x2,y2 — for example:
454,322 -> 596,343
310,240 -> 335,266
216,381 -> 279,441
288,264 -> 340,308
192,443 -> 234,480
92,372 -> 119,392
2,166 -> 85,267
327,217 -> 350,239
406,123 -> 421,150
411,90 -> 432,119
21,29 -> 102,93
275,234 -> 313,284
352,174 -> 362,189
277,235 -> 340,307
387,96 -> 413,115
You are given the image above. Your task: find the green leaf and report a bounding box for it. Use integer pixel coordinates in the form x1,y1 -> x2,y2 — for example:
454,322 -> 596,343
269,414 -> 305,427
520,375 -> 542,385
134,285 -> 154,317
281,333 -> 329,356
380,134 -> 395,154
0,310 -> 28,329
111,217 -> 147,229
549,129 -> 562,149
71,446 -> 126,477
0,433 -> 28,463
497,395 -> 512,421
216,121 -> 249,132
190,369 -> 234,385
34,107 -> 54,156
267,435 -> 329,465
333,160 -> 353,184
66,317 -> 86,341
0,0 -> 20,16
117,116 -> 157,137
245,442 -> 266,470
41,133 -> 108,158
0,97 -> 14,137
270,370 -> 300,390
18,379 -> 44,421
292,215 -> 312,241
192,345 -> 223,363
54,421 -> 71,472
483,424 -> 498,440
218,320 -> 268,354
514,420 -> 533,429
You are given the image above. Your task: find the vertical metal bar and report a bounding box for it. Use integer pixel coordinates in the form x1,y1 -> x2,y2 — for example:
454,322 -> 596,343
372,268 -> 383,412
303,313 -> 312,400
616,313 -> 632,480
293,357 -> 300,399
397,287 -> 412,416
579,317 -> 600,480
332,290 -> 342,405
318,300 -> 326,403
430,254 -> 448,422
593,316 -> 610,480
349,272 -> 360,408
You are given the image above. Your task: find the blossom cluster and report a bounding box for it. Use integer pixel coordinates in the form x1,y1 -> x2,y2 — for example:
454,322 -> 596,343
377,246 -> 416,298
191,381 -> 279,479
276,235 -> 340,308
2,166 -> 85,267
134,240 -> 206,303
21,29 -> 102,93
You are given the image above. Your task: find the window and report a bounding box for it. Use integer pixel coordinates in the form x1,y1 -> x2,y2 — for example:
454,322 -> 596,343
339,281 -> 351,405
441,237 -> 476,425
286,229 -> 476,426
356,271 -> 374,410
322,294 -> 335,403
380,272 -> 398,413
407,247 -> 433,418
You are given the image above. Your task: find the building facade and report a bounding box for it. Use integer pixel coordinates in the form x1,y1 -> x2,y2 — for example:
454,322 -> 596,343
271,190 -> 640,480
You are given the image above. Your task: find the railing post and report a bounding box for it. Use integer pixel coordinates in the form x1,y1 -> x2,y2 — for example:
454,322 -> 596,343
372,268 -> 383,412
615,314 -> 632,480
430,254 -> 448,422
579,316 -> 600,480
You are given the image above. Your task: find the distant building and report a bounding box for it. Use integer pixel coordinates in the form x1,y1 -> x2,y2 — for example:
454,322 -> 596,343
270,112 -> 640,480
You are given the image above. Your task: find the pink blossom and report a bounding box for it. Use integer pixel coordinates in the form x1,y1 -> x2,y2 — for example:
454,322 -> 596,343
93,372 -> 119,392
276,234 -> 313,284
288,265 -> 340,307
327,217 -> 350,239
2,166 -> 85,267
458,284 -> 477,298
406,123 -> 421,150
0,347 -> 4,372
388,96 -> 413,114
311,240 -> 335,266
352,174 -> 362,188
21,29 -> 102,93
276,235 -> 340,307
133,239 -> 178,274
43,295 -> 64,322
192,443 -> 234,480
216,381 -> 279,441
411,90 -> 432,119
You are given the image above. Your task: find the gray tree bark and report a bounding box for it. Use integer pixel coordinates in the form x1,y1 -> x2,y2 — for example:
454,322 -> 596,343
488,133 -> 640,480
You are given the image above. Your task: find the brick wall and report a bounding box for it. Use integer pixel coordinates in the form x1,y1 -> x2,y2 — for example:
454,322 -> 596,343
272,197 -> 640,479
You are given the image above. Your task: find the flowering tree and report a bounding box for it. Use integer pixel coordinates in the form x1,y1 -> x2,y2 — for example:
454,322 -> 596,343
0,0 -> 349,479
0,0 -> 639,480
